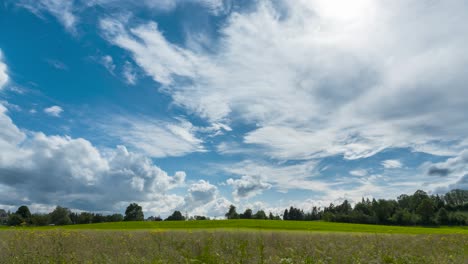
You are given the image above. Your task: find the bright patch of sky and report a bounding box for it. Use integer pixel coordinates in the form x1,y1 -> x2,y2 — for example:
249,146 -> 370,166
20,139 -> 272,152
0,0 -> 467,217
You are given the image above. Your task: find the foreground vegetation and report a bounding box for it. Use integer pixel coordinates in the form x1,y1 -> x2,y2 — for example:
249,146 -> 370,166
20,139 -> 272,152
0,229 -> 466,263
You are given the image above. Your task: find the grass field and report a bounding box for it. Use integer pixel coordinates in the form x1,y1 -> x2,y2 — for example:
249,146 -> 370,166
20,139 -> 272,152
1,221 -> 467,263
28,219 -> 468,234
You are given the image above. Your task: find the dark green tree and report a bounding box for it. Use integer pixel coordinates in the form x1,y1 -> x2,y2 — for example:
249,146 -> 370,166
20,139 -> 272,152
49,206 -> 72,225
30,213 -> 49,226
165,210 -> 185,221
16,206 -> 31,221
436,208 -> 449,225
283,209 -> 289,220
416,199 -> 435,224
124,203 -> 144,221
7,214 -> 23,226
254,210 -> 267,220
240,209 -> 253,219
225,205 -> 239,219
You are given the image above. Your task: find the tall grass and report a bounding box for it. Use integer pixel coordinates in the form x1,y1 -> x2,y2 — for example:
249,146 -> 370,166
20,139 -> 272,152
0,229 -> 466,263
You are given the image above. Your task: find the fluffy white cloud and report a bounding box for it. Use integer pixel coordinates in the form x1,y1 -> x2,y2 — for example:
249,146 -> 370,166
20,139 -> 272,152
0,51 -> 8,90
186,180 -> 218,205
382,160 -> 403,169
101,0 -> 468,161
227,175 -> 271,200
0,103 -> 187,214
44,105 -> 63,117
222,160 -> 328,193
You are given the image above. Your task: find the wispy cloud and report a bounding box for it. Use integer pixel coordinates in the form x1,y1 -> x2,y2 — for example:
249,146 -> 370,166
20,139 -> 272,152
381,160 -> 403,169
350,169 -> 368,177
100,115 -> 205,158
101,55 -> 116,74
16,0 -> 77,33
100,0 -> 468,162
45,59 -> 68,70
0,50 -> 8,90
122,61 -> 137,85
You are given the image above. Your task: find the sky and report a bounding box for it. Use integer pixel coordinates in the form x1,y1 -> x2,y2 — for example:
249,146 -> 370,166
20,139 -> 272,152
0,0 -> 467,218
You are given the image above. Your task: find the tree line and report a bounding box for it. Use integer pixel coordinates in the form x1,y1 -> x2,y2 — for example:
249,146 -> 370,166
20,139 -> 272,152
1,189 -> 467,227
225,189 -> 468,226
0,202 -> 206,226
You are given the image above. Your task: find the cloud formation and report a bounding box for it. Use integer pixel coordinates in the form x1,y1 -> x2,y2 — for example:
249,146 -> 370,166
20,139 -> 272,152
44,105 -> 63,117
0,102 -> 188,215
16,0 -> 77,32
101,116 -> 205,158
227,175 -> 271,200
0,51 -> 9,90
0,50 -> 9,90
382,160 -> 403,169
100,0 -> 468,162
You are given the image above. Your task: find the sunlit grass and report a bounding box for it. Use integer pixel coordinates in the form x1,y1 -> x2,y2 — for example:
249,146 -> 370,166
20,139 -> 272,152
24,220 -> 468,234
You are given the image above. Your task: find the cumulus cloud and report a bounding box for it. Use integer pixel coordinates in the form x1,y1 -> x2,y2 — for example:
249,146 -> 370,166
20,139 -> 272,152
425,150 -> 468,192
222,160 -> 327,193
0,103 -> 187,214
101,0 -> 468,161
44,105 -> 63,117
186,180 -> 218,205
382,160 -> 403,169
227,175 -> 271,200
0,51 -> 9,90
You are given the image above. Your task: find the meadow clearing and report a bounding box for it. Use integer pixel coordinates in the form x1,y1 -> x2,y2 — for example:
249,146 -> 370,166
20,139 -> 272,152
1,220 -> 467,263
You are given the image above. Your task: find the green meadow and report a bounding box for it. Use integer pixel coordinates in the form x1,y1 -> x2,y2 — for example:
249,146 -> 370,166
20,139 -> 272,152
1,220 -> 467,263
28,219 -> 468,234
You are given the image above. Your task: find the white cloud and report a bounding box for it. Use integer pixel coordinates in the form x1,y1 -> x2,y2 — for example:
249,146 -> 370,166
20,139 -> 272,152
227,175 -> 271,200
382,160 -> 403,169
350,169 -> 368,177
0,51 -> 8,90
44,105 -> 63,117
101,115 -> 205,158
122,61 -> 137,85
222,160 -> 326,194
88,0 -> 230,14
0,102 -> 188,214
101,0 -> 468,161
17,0 -> 77,33
101,55 -> 116,74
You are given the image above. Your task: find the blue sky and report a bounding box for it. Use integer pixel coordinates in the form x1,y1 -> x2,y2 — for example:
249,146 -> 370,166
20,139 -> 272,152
0,0 -> 467,217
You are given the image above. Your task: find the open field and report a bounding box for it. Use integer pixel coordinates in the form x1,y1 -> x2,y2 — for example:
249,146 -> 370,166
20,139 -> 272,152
25,220 -> 468,234
0,228 -> 467,263
1,221 -> 468,263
